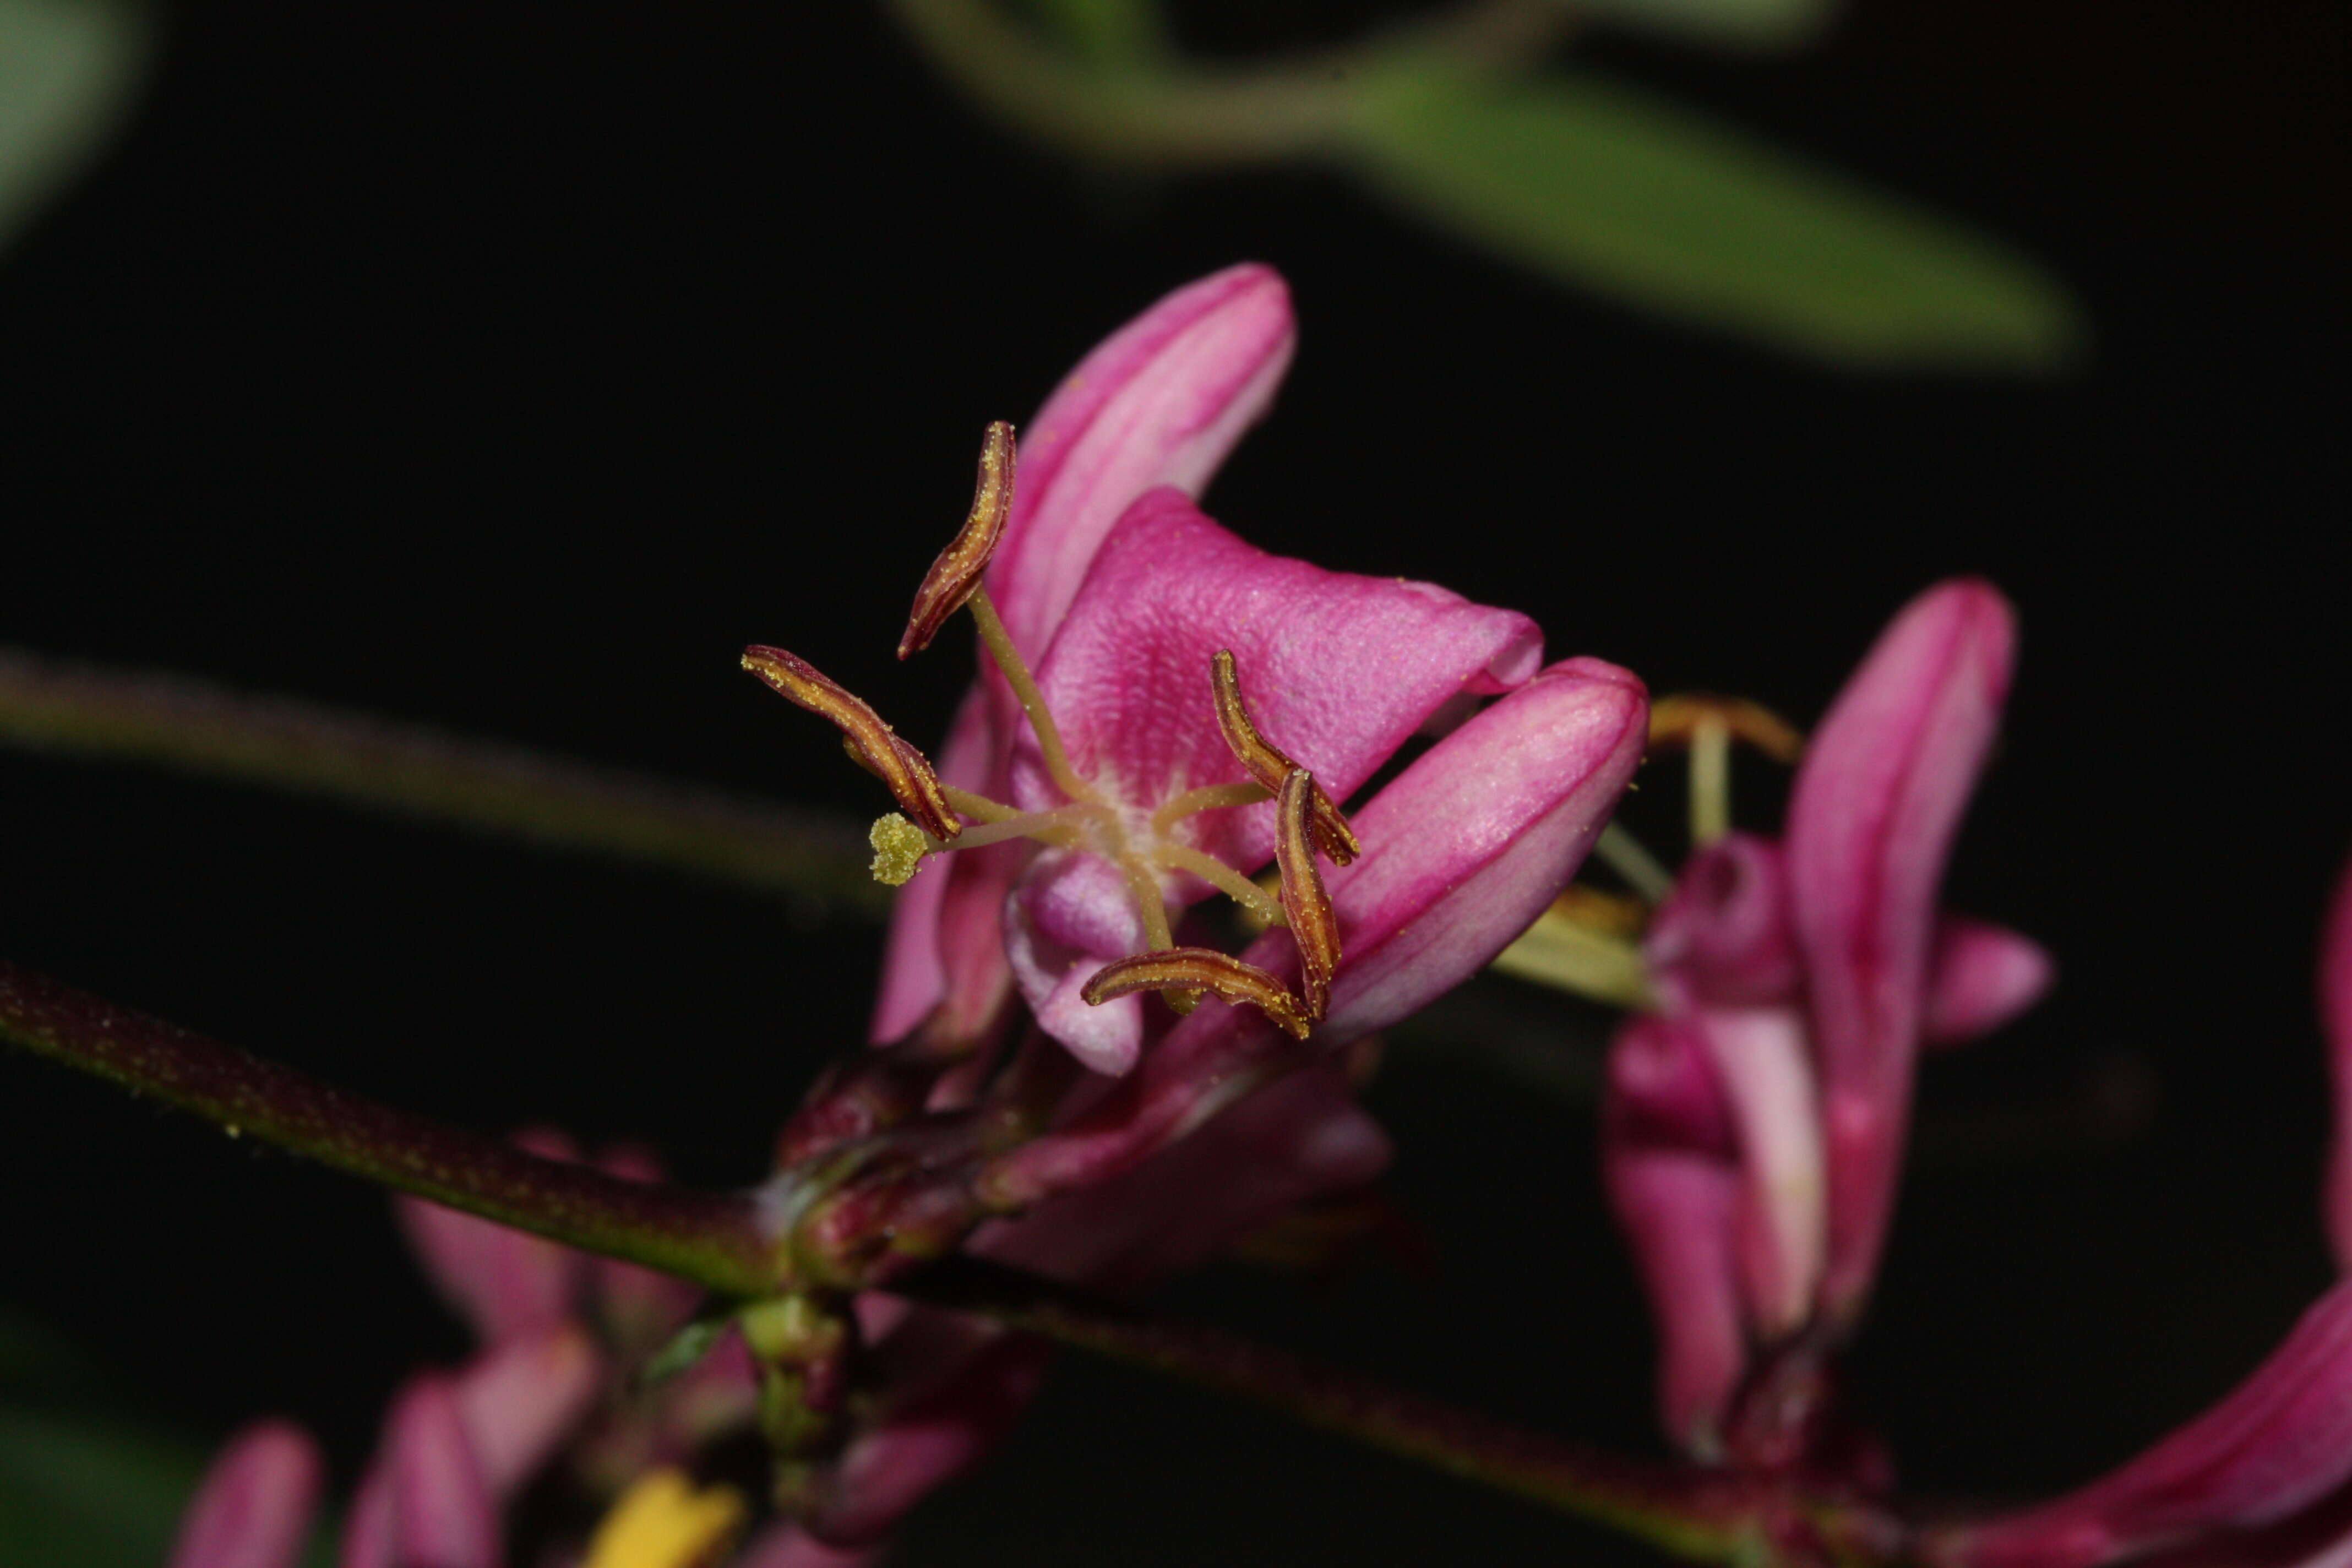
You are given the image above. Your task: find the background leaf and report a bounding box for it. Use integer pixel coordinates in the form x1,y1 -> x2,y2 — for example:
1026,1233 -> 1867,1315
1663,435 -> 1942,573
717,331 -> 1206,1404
1011,0 -> 1164,67
1340,62 -> 2084,370
1577,0 -> 1837,51
0,0 -> 158,257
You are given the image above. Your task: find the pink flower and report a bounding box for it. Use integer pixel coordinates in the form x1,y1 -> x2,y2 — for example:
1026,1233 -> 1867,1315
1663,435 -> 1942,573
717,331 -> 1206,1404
738,268 -> 1648,1548
1603,579 -> 2052,1460
168,1421 -> 323,1568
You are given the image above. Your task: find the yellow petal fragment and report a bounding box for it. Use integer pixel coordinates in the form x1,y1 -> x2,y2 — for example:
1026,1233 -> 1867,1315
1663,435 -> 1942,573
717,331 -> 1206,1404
582,1467 -> 747,1568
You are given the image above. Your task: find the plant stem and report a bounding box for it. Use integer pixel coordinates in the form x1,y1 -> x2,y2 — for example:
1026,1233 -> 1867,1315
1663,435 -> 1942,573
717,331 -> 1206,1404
0,961 -> 783,1297
0,646 -> 881,914
898,1257 -> 1902,1565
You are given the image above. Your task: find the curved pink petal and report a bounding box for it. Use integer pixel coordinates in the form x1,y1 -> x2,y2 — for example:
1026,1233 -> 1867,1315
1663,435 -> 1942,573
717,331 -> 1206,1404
2323,855 -> 2352,1272
168,1420 -> 323,1568
394,1127 -> 586,1346
1922,916 -> 2056,1048
1646,832 -> 1801,1009
1697,1004 -> 1828,1340
451,1325 -> 603,1498
1014,488 -> 1543,849
989,655 -> 1646,1205
1602,1015 -> 1747,1459
1786,579 -> 2017,1325
1928,1280 -> 2352,1568
343,1375 -> 498,1568
988,263 -> 1297,662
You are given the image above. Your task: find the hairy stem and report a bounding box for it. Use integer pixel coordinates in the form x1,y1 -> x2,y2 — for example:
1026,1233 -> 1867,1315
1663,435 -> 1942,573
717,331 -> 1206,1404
0,647 -> 880,913
900,1257 -> 1903,1565
0,961 -> 783,1296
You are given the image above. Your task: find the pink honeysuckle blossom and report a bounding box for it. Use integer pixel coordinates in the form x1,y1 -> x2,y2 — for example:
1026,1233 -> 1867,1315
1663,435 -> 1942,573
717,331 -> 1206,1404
1603,579 -> 2052,1461
745,264 -> 1588,1080
168,1420 -> 323,1568
871,262 -> 1299,1051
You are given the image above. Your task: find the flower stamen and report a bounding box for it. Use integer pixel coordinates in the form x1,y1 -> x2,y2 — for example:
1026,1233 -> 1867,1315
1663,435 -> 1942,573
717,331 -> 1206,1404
899,421 -> 1016,659
1152,841 -> 1287,928
1211,649 -> 1359,864
1081,947 -> 1310,1040
968,584 -> 1097,805
1150,780 -> 1272,834
741,646 -> 961,842
1275,768 -> 1341,1021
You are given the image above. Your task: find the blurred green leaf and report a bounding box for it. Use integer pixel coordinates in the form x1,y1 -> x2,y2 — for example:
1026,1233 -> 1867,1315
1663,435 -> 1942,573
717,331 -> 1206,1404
1580,0 -> 1836,51
1012,0 -> 1165,67
1340,63 -> 2084,371
0,0 -> 158,257
0,1405 -> 204,1567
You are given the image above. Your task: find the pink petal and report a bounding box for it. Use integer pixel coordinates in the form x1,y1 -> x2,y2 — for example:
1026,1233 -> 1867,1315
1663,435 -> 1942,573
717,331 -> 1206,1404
1696,1004 -> 1828,1340
394,1127 -> 586,1346
805,1323 -> 1052,1549
1003,845 -> 1152,1076
343,1376 -> 498,1568
1646,832 -> 1801,1009
989,264 -> 1297,664
1601,1014 -> 1747,1458
1922,916 -> 2056,1048
1928,1280 -> 2352,1568
1785,579 -> 2017,1325
1014,488 -> 1544,856
451,1325 -> 604,1498
982,1061 -> 1390,1292
168,1420 -> 323,1568
988,655 -> 1646,1205
2323,855 -> 2352,1272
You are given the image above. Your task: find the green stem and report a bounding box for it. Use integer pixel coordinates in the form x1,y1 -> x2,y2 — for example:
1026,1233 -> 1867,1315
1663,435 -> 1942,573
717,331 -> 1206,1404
0,646 -> 881,914
0,960 -> 784,1297
900,1257 -> 1904,1565
880,0 -> 1580,169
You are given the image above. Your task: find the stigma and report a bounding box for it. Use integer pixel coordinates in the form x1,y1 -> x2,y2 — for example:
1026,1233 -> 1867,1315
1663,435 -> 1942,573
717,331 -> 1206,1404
741,423 -> 1352,1040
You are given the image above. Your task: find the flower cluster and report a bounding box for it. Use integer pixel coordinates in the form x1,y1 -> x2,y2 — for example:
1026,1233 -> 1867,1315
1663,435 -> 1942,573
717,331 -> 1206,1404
160,265 -> 2352,1568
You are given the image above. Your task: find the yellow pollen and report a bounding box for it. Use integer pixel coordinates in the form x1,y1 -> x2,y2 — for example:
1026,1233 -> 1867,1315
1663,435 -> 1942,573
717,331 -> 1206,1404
581,1468 -> 747,1568
869,813 -> 929,886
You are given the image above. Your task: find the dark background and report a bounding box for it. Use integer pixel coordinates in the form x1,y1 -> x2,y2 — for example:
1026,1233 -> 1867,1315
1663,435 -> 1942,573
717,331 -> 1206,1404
0,2 -> 2345,1560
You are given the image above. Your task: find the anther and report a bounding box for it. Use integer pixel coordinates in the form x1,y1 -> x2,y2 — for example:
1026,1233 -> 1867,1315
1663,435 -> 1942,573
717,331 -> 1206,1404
741,646 -> 962,842
1080,948 -> 1311,1041
1211,650 -> 1359,864
1648,694 -> 1805,764
1275,769 -> 1341,1021
900,421 -> 1016,660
